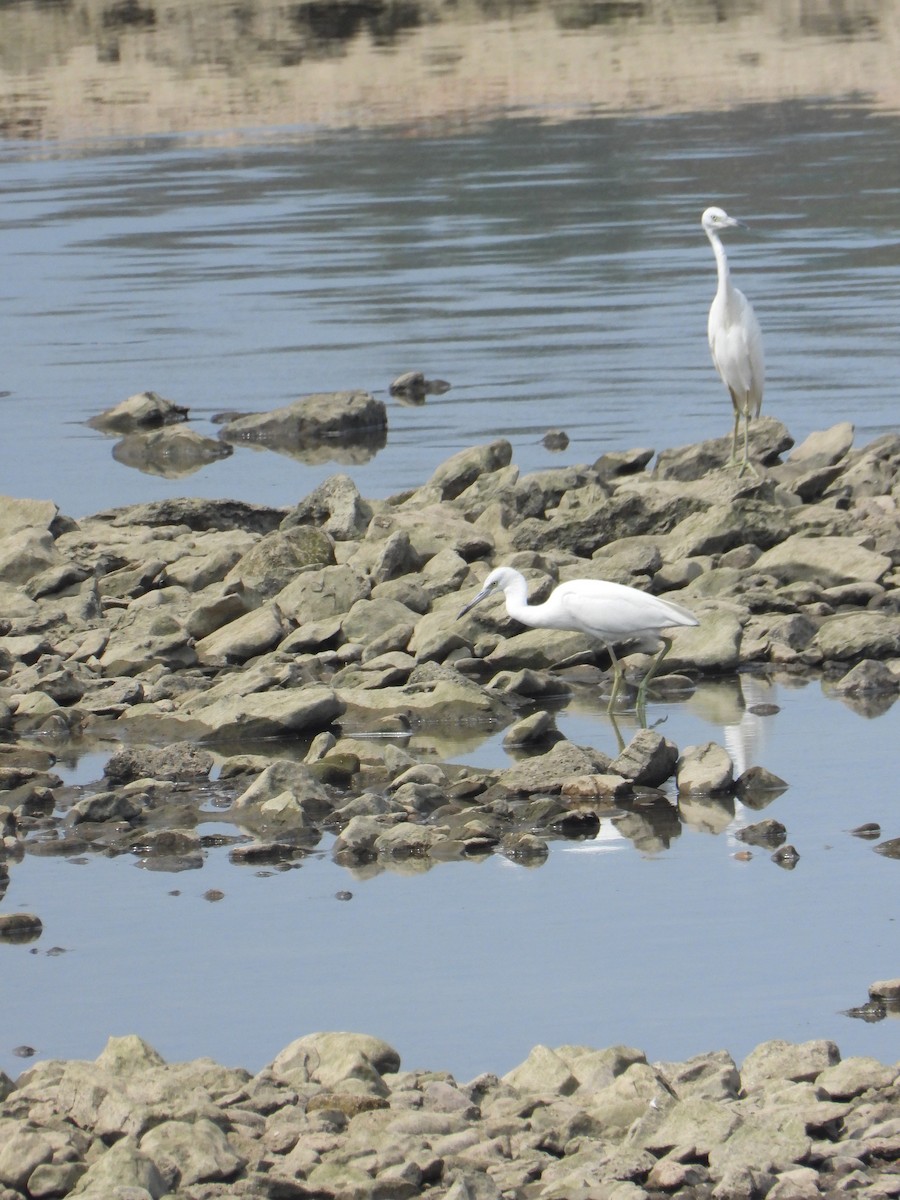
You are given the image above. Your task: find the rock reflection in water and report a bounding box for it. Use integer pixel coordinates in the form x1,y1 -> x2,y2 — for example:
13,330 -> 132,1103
112,427 -> 233,478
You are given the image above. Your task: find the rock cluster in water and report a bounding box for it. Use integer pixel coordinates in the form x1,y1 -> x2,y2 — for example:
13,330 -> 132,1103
1,417 -> 900,878
0,1030 -> 899,1199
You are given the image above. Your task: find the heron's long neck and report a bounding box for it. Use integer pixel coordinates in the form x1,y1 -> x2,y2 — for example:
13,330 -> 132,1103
503,576 -> 533,623
707,229 -> 731,296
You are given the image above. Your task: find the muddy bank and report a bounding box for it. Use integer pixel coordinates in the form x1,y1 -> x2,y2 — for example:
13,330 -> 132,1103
0,1029 -> 899,1198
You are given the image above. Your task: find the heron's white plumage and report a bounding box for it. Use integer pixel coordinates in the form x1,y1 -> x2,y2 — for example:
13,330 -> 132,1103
702,205 -> 765,472
459,566 -> 699,713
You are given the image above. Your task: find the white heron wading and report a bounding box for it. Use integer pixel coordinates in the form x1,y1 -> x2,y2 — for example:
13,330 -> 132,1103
458,566 -> 699,714
702,205 -> 765,475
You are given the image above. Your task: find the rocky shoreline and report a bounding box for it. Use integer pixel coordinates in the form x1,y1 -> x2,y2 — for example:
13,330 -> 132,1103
2,400 -> 899,874
2,401 -> 900,1196
0,1030 -> 899,1199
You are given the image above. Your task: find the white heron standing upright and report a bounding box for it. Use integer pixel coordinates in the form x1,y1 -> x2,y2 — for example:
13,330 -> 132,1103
702,205 -> 765,474
458,566 -> 699,715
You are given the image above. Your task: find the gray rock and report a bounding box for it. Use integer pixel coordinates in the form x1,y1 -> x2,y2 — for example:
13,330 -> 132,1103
374,821 -> 450,856
231,759 -> 331,814
676,742 -> 735,794
427,439 -> 513,501
814,612 -> 900,661
0,495 -> 60,539
194,602 -> 288,665
274,562 -> 371,625
707,1110 -> 812,1176
830,657 -> 900,696
741,1038 -> 841,1090
503,1045 -> 580,1097
502,710 -> 558,748
224,526 -> 335,604
655,1049 -> 741,1101
136,684 -> 343,742
755,534 -> 891,587
27,1160 -> 87,1196
788,422 -> 855,465
655,417 -> 793,480
583,1063 -> 676,1140
0,1128 -> 54,1190
609,729 -> 679,786
140,1117 -> 246,1186
104,744 -> 214,785
69,790 -> 143,824
640,1096 -> 742,1157
815,1056 -> 897,1100
0,527 -> 63,584
88,390 -> 188,433
219,390 -> 386,447
734,818 -> 787,848
668,499 -> 791,558
68,1136 -> 167,1198
667,607 -> 744,674
270,1031 -> 400,1089
88,495 -> 285,534
499,740 -> 612,794
282,473 -> 374,540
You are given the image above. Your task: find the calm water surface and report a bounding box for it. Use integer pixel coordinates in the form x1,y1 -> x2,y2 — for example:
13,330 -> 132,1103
1,102 -> 899,1080
2,103 -> 900,516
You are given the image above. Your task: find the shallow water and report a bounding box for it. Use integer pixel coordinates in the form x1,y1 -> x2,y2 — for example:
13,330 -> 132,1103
1,33 -> 900,1081
1,673 -> 898,1082
2,104 -> 900,517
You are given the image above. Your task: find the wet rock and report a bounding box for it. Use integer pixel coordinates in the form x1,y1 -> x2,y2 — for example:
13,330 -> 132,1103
104,744 -> 214,785
868,978 -> 900,1002
502,709 -> 557,748
831,659 -> 900,695
389,370 -> 451,403
218,389 -> 387,448
676,742 -> 734,794
69,790 -> 143,824
610,728 -> 679,787
88,390 -> 189,433
0,912 -> 43,940
498,740 -> 612,795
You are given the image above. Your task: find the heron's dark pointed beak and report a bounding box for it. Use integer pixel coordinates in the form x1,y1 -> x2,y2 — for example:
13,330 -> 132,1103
458,587 -> 491,619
